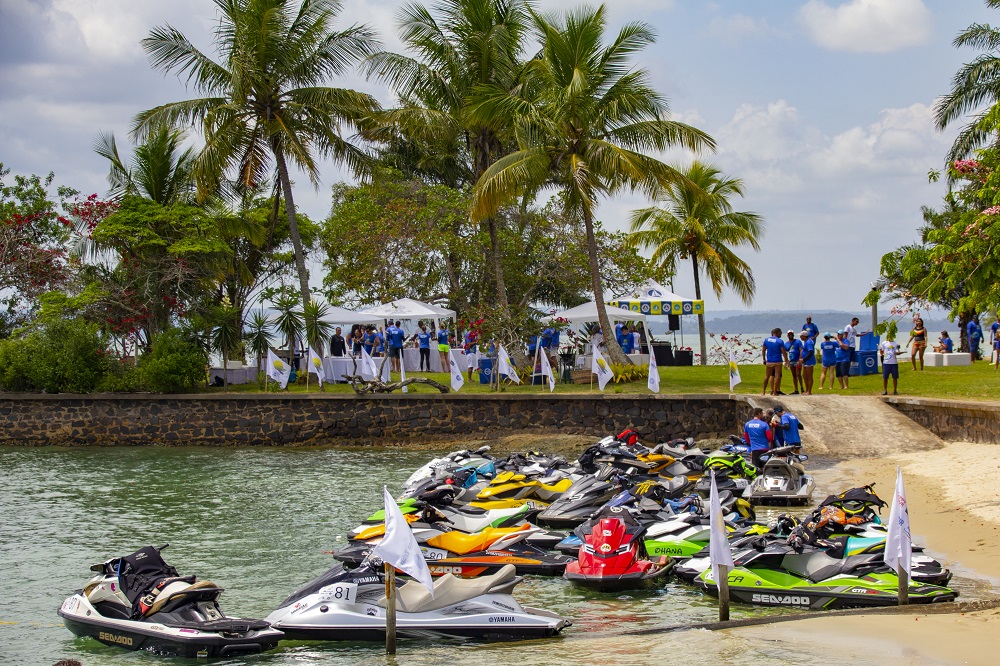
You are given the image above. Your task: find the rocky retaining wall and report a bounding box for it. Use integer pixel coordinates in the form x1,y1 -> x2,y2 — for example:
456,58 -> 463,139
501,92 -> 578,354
0,393 -> 754,446
884,396 -> 1000,444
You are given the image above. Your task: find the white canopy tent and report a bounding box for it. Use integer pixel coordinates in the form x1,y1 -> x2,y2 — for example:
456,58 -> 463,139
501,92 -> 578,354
548,300 -> 647,326
359,298 -> 457,328
319,304 -> 383,326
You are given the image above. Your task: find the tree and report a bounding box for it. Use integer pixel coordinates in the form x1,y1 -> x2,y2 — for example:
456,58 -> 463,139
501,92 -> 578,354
629,161 -> 763,365
469,5 -> 714,364
210,299 -> 243,390
94,125 -> 195,204
135,0 -> 380,310
365,0 -> 533,307
934,0 -> 1000,163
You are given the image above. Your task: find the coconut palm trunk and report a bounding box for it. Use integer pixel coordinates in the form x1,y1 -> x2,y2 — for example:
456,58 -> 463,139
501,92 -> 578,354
691,256 -> 708,365
584,207 -> 628,365
274,145 -> 311,306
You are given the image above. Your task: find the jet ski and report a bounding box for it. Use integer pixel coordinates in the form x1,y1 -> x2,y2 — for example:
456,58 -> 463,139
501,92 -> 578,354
267,563 -> 570,641
693,450 -> 757,497
742,445 -> 815,505
536,466 -> 633,528
694,540 -> 958,609
334,524 -> 573,576
563,508 -> 670,591
58,545 -> 282,658
357,498 -> 534,535
475,470 -> 574,503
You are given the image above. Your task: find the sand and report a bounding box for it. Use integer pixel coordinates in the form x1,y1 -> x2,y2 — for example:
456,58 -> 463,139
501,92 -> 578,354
729,441 -> 1000,665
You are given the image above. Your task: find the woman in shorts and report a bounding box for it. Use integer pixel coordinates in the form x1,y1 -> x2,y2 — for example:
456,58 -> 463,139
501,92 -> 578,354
908,317 -> 927,370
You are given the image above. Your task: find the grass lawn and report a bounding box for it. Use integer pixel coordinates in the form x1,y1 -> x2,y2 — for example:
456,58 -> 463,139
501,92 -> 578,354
208,357 -> 1000,402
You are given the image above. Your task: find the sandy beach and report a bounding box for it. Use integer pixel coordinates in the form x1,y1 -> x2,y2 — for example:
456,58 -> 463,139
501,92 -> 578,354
728,441 -> 1000,665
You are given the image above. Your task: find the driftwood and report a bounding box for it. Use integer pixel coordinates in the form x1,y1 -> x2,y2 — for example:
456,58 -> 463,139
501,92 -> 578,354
344,374 -> 450,395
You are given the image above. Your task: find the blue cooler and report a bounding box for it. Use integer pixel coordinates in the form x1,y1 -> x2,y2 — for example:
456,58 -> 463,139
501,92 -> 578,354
478,358 -> 493,384
858,332 -> 879,351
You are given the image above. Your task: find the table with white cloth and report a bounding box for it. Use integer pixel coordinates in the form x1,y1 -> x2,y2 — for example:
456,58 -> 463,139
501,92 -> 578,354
401,348 -> 471,372
208,367 -> 256,385
324,351 -> 471,381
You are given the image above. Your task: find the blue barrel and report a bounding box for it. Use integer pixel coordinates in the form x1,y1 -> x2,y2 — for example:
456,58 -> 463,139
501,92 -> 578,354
850,350 -> 879,376
858,332 -> 879,351
478,358 -> 493,384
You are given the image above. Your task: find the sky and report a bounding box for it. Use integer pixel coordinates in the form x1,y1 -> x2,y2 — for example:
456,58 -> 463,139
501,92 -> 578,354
0,0 -> 995,313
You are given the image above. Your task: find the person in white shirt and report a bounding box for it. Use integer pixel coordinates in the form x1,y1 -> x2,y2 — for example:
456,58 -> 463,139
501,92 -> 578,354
879,336 -> 900,395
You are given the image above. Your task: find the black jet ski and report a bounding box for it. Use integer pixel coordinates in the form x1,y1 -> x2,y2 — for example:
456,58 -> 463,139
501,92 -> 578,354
58,545 -> 282,658
536,466 -> 633,528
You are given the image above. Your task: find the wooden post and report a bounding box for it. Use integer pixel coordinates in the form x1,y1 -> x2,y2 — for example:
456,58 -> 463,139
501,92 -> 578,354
898,566 -> 909,606
718,563 -> 730,622
384,562 -> 397,654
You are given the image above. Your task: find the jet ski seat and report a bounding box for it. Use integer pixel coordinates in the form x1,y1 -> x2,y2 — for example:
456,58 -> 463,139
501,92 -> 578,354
145,580 -> 222,616
379,565 -> 518,614
425,524 -> 532,554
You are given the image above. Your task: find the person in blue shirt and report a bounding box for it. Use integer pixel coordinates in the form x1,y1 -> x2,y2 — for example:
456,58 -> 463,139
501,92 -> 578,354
835,330 -> 852,389
414,322 -> 433,371
784,330 -> 804,394
362,325 -> 377,356
968,317 -> 983,362
437,325 -> 451,371
375,327 -> 385,356
743,407 -> 774,468
771,406 -> 803,450
933,331 -> 954,354
818,332 -> 839,390
761,327 -> 789,396
385,320 -> 406,373
798,330 -> 816,395
620,326 -> 634,354
802,316 -> 820,341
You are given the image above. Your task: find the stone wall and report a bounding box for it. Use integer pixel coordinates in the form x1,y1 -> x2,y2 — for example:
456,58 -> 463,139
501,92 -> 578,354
885,396 -> 1000,444
0,393 -> 755,447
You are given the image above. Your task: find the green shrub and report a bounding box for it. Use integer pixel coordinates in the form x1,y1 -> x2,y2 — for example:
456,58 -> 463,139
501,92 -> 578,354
96,363 -> 144,393
0,319 -> 111,393
140,328 -> 208,393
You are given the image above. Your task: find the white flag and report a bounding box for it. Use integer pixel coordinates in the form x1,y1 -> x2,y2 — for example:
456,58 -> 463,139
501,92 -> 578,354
728,349 -> 742,391
884,466 -> 912,578
380,355 -> 391,382
448,349 -> 465,392
647,351 -> 660,393
371,486 -> 435,595
591,346 -> 614,391
360,347 -> 378,380
308,347 -> 325,387
266,349 -> 291,389
400,356 -> 408,393
539,350 -> 556,392
497,345 -> 520,384
709,470 -> 734,586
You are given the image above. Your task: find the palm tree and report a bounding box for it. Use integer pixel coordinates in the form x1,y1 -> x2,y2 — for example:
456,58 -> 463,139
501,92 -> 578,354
365,0 -> 532,307
134,0 -> 380,309
934,1 -> 1000,162
210,300 -> 243,390
629,161 -> 763,365
94,125 -> 196,204
469,5 -> 714,364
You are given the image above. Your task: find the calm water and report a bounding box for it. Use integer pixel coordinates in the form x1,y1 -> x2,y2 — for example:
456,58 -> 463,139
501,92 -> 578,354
0,446 -> 986,666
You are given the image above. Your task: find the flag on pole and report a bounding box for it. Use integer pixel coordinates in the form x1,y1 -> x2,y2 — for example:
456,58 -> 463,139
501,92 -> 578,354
266,349 -> 291,389
360,347 -> 378,380
308,347 -> 325,387
728,349 -> 742,391
447,349 -> 465,392
709,470 -> 734,586
591,346 -> 614,391
539,350 -> 556,392
380,355 -> 391,382
647,351 -> 660,393
371,486 -> 435,595
399,356 -> 408,393
497,345 -> 520,384
884,466 -> 912,578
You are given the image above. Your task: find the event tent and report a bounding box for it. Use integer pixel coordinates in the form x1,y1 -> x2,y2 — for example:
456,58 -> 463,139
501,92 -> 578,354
608,280 -> 704,316
548,300 -> 647,326
319,305 -> 383,326
359,298 -> 457,328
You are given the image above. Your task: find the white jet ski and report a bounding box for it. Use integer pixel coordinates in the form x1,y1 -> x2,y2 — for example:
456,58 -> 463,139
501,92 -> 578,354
58,545 -> 282,658
266,563 -> 571,641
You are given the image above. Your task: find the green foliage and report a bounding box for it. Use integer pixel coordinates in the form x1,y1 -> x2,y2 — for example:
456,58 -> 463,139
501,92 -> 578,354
245,309 -> 274,369
139,327 -> 207,393
303,300 -> 334,353
210,301 -> 243,365
0,319 -> 111,393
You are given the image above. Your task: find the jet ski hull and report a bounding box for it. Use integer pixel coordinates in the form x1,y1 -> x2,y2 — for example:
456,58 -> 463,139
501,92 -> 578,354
58,594 -> 282,658
335,544 -> 572,577
564,565 -> 671,592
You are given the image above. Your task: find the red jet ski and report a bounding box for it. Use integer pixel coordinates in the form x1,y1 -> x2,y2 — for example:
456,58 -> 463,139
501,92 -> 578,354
563,507 -> 670,592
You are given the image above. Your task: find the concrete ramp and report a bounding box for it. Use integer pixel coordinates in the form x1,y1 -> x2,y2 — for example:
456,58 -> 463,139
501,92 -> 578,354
745,395 -> 943,458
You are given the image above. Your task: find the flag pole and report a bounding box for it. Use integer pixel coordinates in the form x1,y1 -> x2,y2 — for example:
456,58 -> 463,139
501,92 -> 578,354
306,345 -> 310,392
718,563 -> 730,621
897,565 -> 908,605
384,562 -> 397,654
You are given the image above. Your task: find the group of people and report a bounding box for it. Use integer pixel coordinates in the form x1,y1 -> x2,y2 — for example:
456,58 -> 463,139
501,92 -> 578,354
906,314 -> 999,370
761,316 -> 868,396
742,405 -> 803,467
329,321 -> 456,374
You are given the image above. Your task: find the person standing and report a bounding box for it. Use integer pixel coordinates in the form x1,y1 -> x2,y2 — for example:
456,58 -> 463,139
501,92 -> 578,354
330,327 -> 347,358
743,407 -> 774,468
994,333 -> 1000,370
415,322 -> 433,371
879,333 -> 900,395
798,330 -> 815,395
464,328 -> 479,381
784,329 -> 804,394
802,316 -> 819,341
771,406 -> 803,450
967,316 -> 983,362
386,320 -> 405,373
907,317 -> 927,370
818,332 -> 838,390
362,325 -> 376,356
835,330 -> 852,389
991,319 -> 1000,363
761,327 -> 789,396
844,316 -> 864,367
437,324 -> 451,372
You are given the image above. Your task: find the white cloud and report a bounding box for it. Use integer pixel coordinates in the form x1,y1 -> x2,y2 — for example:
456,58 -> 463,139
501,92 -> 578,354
705,14 -> 780,44
798,0 -> 932,53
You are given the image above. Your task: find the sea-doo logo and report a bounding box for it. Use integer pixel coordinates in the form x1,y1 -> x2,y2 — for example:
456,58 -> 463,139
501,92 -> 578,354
99,631 -> 134,646
599,543 -> 612,553
430,566 -> 467,575
135,553 -> 147,560
488,616 -> 516,623
610,506 -> 623,513
750,594 -> 811,606
366,608 -> 377,616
